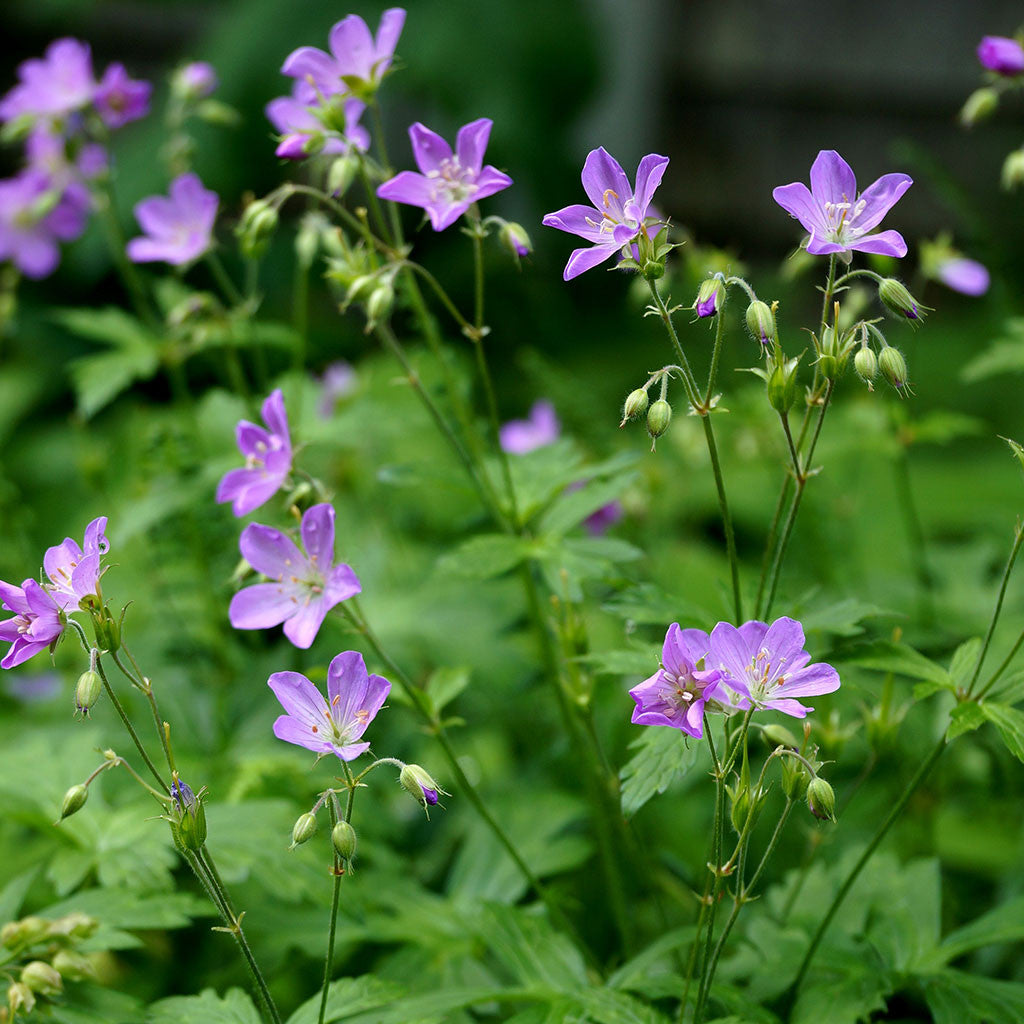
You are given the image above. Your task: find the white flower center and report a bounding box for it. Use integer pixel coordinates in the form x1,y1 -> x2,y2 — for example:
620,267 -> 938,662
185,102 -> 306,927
428,156 -> 478,205
822,196 -> 868,244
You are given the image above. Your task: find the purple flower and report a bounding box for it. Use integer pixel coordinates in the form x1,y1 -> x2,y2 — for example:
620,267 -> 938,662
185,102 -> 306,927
282,8 -> 406,96
230,503 -> 361,649
772,150 -> 912,259
26,128 -> 106,187
126,173 -> 218,266
0,580 -> 64,670
629,624 -> 728,738
318,361 -> 356,418
583,499 -> 623,536
936,256 -> 990,296
269,650 -> 390,760
44,516 -> 109,612
0,169 -> 89,279
176,62 -> 218,101
377,119 -> 513,231
216,388 -> 293,516
499,400 -> 560,454
708,616 -> 840,718
0,38 -> 96,124
978,36 -> 1024,76
265,80 -> 369,160
542,148 -> 669,281
94,63 -> 151,129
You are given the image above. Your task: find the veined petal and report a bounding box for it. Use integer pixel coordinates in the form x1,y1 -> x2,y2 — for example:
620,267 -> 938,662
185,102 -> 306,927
772,182 -> 825,235
673,626 -> 713,666
542,204 -> 607,243
229,582 -> 298,630
326,563 -> 361,604
281,46 -> 336,88
282,596 -> 328,649
409,122 -> 452,175
300,503 -> 336,569
272,714 -> 334,754
83,517 -> 109,556
472,165 -> 513,202
631,153 -> 669,218
44,538 -> 83,591
761,617 -> 807,669
853,173 -> 912,233
328,15 -> 375,77
0,581 -> 29,615
709,621 -> 758,682
430,199 -> 472,232
805,235 -> 849,256
268,670 -> 328,728
261,388 -> 290,446
581,147 -> 631,213
377,170 -> 434,207
849,229 -> 907,258
1,637 -> 48,670
809,150 -> 856,205
563,242 -> 620,281
375,8 -> 407,62
761,696 -> 812,718
332,741 -> 371,761
356,673 -> 391,736
455,118 -> 492,173
239,523 -> 306,578
327,650 -> 370,726
774,662 -> 840,699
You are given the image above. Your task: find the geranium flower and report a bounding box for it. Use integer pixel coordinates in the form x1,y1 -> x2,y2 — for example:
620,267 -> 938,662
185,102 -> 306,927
377,118 -> 512,231
94,63 -> 151,129
629,624 -> 728,738
708,616 -> 839,718
542,147 -> 669,280
230,503 -> 361,649
175,62 -> 218,101
0,580 -> 64,670
269,650 -> 390,760
499,400 -> 560,454
978,35 -> 1024,76
0,38 -> 96,124
216,388 -> 293,516
772,150 -> 912,259
265,80 -> 369,160
126,173 -> 218,265
44,516 -> 109,612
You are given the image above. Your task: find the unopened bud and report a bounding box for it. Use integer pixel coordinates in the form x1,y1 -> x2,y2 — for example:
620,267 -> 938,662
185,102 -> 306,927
327,155 -> 359,197
767,357 -> 798,413
762,723 -> 798,748
807,776 -> 836,821
399,764 -> 443,815
236,201 -> 278,260
291,812 -> 318,848
170,776 -> 207,851
694,277 -> 724,318
52,950 -> 94,981
59,784 -> 88,821
646,399 -> 672,441
92,606 -> 120,653
854,346 -> 878,384
500,221 -> 532,258
959,87 -> 999,127
7,982 -> 35,1016
47,913 -> 97,940
1002,148 -> 1024,190
20,960 -> 62,996
74,671 -> 102,717
172,62 -> 218,103
745,300 -> 775,345
331,820 -> 357,860
2,917 -> 50,949
365,283 -> 394,324
343,274 -> 377,308
780,756 -> 810,800
878,346 -> 910,393
641,259 -> 665,281
620,388 -> 649,426
878,278 -> 924,322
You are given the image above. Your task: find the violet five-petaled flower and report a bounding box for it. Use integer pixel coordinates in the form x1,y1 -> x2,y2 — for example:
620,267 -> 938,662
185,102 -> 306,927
377,118 -> 512,231
230,503 -> 361,649
0,580 -> 64,670
94,62 -> 151,129
269,650 -> 390,760
44,516 -> 109,611
772,150 -> 912,259
216,388 -> 293,516
629,624 -> 730,738
265,80 -> 369,160
978,35 -> 1024,76
708,616 -> 840,718
0,38 -> 97,123
543,147 -> 669,281
126,172 -> 218,266
937,256 -> 990,296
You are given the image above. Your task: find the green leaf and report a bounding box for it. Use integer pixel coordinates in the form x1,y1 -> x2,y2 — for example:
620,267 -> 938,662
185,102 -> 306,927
946,702 -> 987,740
147,988 -> 262,1024
576,645 -> 659,676
340,987 -> 520,1024
570,986 -> 672,1023
797,597 -> 887,638
423,666 -> 471,717
607,926 -> 695,997
478,904 -> 588,990
601,583 -> 715,627
906,411 -> 985,445
921,969 -> 1024,1024
436,533 -> 531,580
619,728 -> 699,818
987,666 -> 1024,706
980,702 -> 1024,761
286,976 -> 404,1024
948,637 -> 982,689
933,896 -> 1024,966
1001,435 -> 1024,476
790,965 -> 891,1024
961,318 -> 1024,382
537,474 -> 635,538
843,640 -> 952,686
0,867 -> 38,923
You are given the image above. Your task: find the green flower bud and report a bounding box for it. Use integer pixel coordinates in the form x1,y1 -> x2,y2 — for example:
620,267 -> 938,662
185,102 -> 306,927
499,221 -> 532,259
745,300 -> 776,345
343,274 -> 377,308
21,960 -> 62,996
47,912 -> 97,941
959,87 -> 999,127
291,812 -> 318,848
767,357 -> 799,413
327,155 -> 359,197
878,278 -> 925,322
878,346 -> 910,393
854,346 -> 878,385
641,259 -> 665,281
1002,148 -> 1024,190
620,388 -> 649,426
2,916 -> 50,949
74,670 -> 102,717
294,213 -> 325,269
170,777 -> 207,852
780,755 -> 810,800
52,950 -> 95,981
399,763 -> 444,815
646,399 -> 672,441
7,980 -> 36,1016
236,203 -> 279,260
59,784 -> 89,821
694,277 -> 724,317
365,283 -> 395,325
761,723 -> 798,748
331,820 -> 357,860
729,784 -> 751,834
807,776 -> 836,821
92,606 -> 120,653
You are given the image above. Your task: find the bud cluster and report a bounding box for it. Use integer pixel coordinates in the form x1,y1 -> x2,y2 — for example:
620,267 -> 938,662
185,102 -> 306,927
236,198 -> 280,260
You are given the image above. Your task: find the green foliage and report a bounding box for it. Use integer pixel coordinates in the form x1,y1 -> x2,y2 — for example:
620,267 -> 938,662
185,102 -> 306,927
147,988 -> 263,1024
619,727 -> 700,817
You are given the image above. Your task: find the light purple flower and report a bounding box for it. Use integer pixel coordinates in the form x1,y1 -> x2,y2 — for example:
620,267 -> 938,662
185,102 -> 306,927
0,579 -> 64,670
43,516 -> 109,612
216,388 -> 293,516
0,38 -> 96,124
978,36 -> 1024,76
708,616 -> 840,718
542,147 -> 669,281
318,361 -> 356,418
772,150 -> 912,259
230,503 -> 361,649
176,62 -> 218,101
0,169 -> 89,279
26,128 -> 106,187
377,118 -> 513,231
269,649 -> 389,760
282,8 -> 406,95
629,624 -> 728,738
265,80 -> 369,160
936,256 -> 990,296
94,63 -> 151,129
126,172 -> 218,266
499,400 -> 560,454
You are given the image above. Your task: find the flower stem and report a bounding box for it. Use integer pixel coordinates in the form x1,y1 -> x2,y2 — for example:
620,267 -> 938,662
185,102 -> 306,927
318,771 -> 354,1024
976,626 -> 1024,700
704,302 -> 726,407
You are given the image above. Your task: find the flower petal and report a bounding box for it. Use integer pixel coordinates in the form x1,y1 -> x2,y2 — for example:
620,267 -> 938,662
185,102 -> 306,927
327,649 -> 369,724
563,242 -> 620,281
809,150 -> 857,205
472,165 -> 513,202
268,671 -> 328,728
580,147 -> 631,213
455,118 -> 492,173
541,204 -> 606,243
261,389 -> 290,446
409,122 -> 452,176
326,564 -> 361,604
772,182 -> 825,235
850,230 -> 907,258
332,741 -> 371,761
377,170 -> 434,207
300,503 -> 336,569
328,14 -> 375,76
761,697 -> 812,718
229,582 -> 299,630
272,713 -> 334,754
374,8 -> 407,64
630,153 -> 669,219
774,662 -> 840,699
239,523 -> 306,578
282,597 -> 328,649
853,173 -> 912,233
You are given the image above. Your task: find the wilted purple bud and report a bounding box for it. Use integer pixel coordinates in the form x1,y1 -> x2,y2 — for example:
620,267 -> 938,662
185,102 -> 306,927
978,35 -> 1024,76
399,763 -> 444,814
170,775 -> 207,851
694,277 -> 724,318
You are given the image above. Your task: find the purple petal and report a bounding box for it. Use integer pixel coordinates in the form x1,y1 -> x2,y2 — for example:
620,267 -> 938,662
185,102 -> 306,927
409,123 -> 452,176
229,582 -> 299,630
542,204 -> 606,243
772,182 -> 825,235
1,637 -> 49,670
281,46 -> 336,86
326,564 -> 361,603
809,150 -> 857,205
429,199 -> 472,232
853,173 -> 913,233
239,523 -> 305,578
804,236 -> 850,257
268,671 -> 328,727
377,170 -> 434,207
774,662 -> 840,699
328,14 -> 375,75
455,118 -> 492,173
332,741 -> 371,761
978,36 -> 1024,75
374,8 -> 407,65
83,517 -> 109,556
16,235 -> 60,278
937,257 -> 989,296
630,154 -> 669,219
300,503 -> 336,569
472,165 -> 513,202
665,624 -> 712,671
761,697 -> 812,718
236,421 -> 272,458
761,617 -> 807,667
261,388 -> 290,444
850,230 -> 908,258
563,243 -> 621,281
272,714 -> 334,754
326,650 -> 369,714
580,147 -> 631,213
282,597 -> 329,649
0,582 -> 29,615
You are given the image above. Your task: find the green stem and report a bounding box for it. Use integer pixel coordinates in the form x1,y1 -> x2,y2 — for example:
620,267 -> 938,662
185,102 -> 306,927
694,724 -> 726,1012
318,772 -> 353,1024
112,649 -> 174,773
977,626 -> 1024,700
755,474 -> 793,615
647,280 -> 700,406
704,302 -> 727,406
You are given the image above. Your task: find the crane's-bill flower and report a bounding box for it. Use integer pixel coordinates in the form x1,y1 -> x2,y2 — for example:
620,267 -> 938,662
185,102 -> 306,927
543,147 -> 669,280
0,580 -> 64,670
174,62 -> 218,101
772,150 -> 912,259
26,128 -> 106,188
265,81 -> 369,159
0,38 -> 96,124
708,616 -> 839,718
978,35 -> 1024,76
216,388 -> 293,516
44,516 -> 109,612
126,172 -> 218,265
230,503 -> 361,649
94,62 -> 151,129
499,400 -> 560,454
282,8 -> 406,96
269,650 -> 390,760
377,118 -> 512,231
937,256 -> 990,296
629,624 -> 729,738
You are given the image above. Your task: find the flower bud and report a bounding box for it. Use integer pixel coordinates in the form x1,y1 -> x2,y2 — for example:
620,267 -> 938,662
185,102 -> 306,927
878,278 -> 924,322
1002,148 -> 1024,190
327,155 -> 359,197
620,388 -> 649,426
172,62 -> 218,103
74,670 -> 102,717
780,755 -> 810,800
767,357 -> 799,413
236,200 -> 279,260
59,784 -> 88,821
47,912 -> 97,940
694,277 -> 724,318
91,606 -> 120,653
331,820 -> 357,860
21,960 -> 62,996
399,764 -> 443,815
365,283 -> 394,325
52,950 -> 95,981
761,723 -> 798,748
170,776 -> 207,851
745,300 -> 775,345
2,917 -> 50,949
641,259 -> 665,281
806,776 -> 836,821
290,812 -> 318,848
499,221 -> 532,258
878,346 -> 910,393
854,346 -> 878,385
7,981 -> 35,1016
959,87 -> 999,127
646,399 -> 672,441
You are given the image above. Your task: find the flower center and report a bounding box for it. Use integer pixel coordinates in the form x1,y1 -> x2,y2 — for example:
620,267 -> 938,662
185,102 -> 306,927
428,156 -> 477,205
658,665 -> 705,717
822,196 -> 868,242
743,647 -> 787,700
